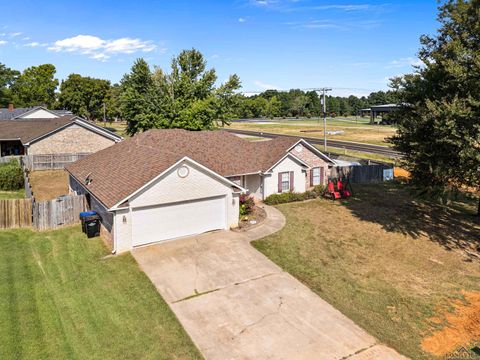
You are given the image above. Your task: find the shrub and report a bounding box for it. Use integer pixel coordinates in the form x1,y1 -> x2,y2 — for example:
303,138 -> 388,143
239,194 -> 255,216
0,160 -> 24,191
264,185 -> 327,205
264,192 -> 306,205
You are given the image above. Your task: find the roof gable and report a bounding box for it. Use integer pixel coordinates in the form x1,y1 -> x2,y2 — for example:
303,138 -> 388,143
0,106 -> 72,120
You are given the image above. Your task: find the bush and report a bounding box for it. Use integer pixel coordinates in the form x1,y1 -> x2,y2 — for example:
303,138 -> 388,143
264,185 -> 327,205
264,192 -> 305,205
239,194 -> 255,216
0,160 -> 24,191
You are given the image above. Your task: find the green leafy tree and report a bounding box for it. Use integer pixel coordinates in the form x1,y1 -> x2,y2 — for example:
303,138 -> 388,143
11,64 -> 58,108
120,58 -> 163,135
265,96 -> 281,119
120,50 -> 240,134
0,63 -> 19,107
58,74 -> 111,120
390,0 -> 480,215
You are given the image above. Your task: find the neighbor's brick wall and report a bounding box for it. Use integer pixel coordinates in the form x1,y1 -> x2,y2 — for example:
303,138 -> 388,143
28,124 -> 115,155
289,144 -> 329,187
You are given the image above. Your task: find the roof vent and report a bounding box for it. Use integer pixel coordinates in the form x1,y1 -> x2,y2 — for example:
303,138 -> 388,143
85,173 -> 93,185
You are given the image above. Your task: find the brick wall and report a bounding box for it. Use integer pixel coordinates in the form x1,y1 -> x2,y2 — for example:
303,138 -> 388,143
289,143 -> 329,187
28,124 -> 115,155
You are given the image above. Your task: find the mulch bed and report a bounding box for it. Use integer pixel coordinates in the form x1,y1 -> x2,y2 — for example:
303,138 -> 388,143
234,205 -> 267,231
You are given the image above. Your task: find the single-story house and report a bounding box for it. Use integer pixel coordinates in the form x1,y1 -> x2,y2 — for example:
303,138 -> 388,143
66,129 -> 335,253
0,104 -> 72,120
0,115 -> 122,157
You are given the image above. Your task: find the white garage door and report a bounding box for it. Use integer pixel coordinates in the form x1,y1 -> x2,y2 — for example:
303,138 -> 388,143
131,196 -> 227,247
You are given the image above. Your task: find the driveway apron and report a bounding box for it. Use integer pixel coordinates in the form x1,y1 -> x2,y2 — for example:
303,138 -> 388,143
132,205 -> 407,360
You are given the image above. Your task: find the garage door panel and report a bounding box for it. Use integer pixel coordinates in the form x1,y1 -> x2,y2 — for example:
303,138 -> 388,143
132,196 -> 226,247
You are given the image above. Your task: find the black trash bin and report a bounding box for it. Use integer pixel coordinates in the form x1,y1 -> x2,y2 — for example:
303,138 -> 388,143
85,216 -> 101,238
80,211 -> 97,233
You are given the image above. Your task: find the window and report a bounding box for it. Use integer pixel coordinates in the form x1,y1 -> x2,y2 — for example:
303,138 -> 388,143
281,172 -> 290,192
312,167 -> 321,185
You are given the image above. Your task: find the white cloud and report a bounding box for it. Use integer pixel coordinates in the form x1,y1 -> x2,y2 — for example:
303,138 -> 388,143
22,36 -> 30,41
211,54 -> 220,59
309,4 -> 374,11
23,42 -> 40,47
387,57 -> 422,68
9,32 -> 22,37
0,40 -> 7,45
48,34 -> 157,61
254,80 -> 280,90
238,17 -> 246,22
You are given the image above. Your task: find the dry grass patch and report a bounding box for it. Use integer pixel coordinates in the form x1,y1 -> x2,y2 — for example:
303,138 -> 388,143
29,170 -> 69,201
228,119 -> 397,145
253,182 -> 480,359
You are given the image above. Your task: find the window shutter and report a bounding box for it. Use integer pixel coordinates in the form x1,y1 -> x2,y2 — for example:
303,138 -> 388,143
290,171 -> 294,191
310,169 -> 314,187
320,167 -> 324,185
278,173 -> 282,193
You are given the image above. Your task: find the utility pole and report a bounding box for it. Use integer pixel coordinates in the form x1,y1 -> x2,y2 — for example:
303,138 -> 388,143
103,103 -> 106,127
320,87 -> 332,151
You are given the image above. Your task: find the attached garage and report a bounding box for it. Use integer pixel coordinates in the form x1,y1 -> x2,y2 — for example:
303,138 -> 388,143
131,196 -> 227,247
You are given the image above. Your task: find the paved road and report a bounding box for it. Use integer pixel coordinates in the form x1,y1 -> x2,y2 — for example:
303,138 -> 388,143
133,205 -> 407,360
225,128 -> 401,158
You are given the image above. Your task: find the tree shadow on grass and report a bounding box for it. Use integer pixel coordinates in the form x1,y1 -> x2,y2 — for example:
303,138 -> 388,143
343,182 -> 480,258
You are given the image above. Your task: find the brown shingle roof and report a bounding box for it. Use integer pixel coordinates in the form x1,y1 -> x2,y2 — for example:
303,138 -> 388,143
66,129 -> 301,208
0,116 -> 77,143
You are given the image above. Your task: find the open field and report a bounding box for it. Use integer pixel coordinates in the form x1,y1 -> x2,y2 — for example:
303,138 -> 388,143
30,170 -> 69,201
0,189 -> 25,199
253,182 -> 480,359
228,117 -> 397,146
0,226 -> 201,360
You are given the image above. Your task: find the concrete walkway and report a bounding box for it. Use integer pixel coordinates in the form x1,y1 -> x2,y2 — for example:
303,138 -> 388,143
132,205 -> 407,360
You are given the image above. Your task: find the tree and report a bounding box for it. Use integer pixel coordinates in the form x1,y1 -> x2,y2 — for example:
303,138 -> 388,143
265,96 -> 281,118
120,49 -> 241,135
120,58 -> 163,135
0,63 -> 19,107
58,74 -> 111,120
11,64 -> 58,108
390,0 -> 480,215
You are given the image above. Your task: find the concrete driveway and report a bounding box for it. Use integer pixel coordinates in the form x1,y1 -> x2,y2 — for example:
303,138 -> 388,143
132,205 -> 406,360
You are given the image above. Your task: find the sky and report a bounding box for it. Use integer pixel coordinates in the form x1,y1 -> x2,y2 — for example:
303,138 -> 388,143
0,0 -> 439,97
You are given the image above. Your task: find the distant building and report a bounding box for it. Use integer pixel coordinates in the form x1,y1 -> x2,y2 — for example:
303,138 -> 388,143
0,104 -> 72,120
360,104 -> 400,124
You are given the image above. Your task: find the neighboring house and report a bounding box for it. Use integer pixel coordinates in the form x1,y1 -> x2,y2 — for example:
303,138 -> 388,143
0,115 -> 122,157
0,104 -> 72,120
66,129 -> 335,253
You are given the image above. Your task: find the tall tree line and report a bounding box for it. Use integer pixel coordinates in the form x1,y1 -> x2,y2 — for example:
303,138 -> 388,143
231,89 -> 398,119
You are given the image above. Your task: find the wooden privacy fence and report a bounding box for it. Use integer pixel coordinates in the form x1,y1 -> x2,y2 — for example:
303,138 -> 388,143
329,164 -> 394,183
22,153 -> 91,171
21,158 -> 34,199
0,156 -> 21,165
0,199 -> 33,229
33,195 -> 87,231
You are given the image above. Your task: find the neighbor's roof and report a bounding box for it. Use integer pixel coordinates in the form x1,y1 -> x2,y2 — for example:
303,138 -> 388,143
0,106 -> 72,120
0,116 -> 77,143
0,115 -> 122,144
66,129 -> 308,208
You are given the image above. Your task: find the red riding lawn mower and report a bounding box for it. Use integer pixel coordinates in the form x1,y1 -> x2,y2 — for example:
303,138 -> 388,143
324,178 -> 353,200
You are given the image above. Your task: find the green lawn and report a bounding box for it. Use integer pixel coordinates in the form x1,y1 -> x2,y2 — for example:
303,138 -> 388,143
0,189 -> 25,199
0,226 -> 201,360
252,183 -> 480,359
